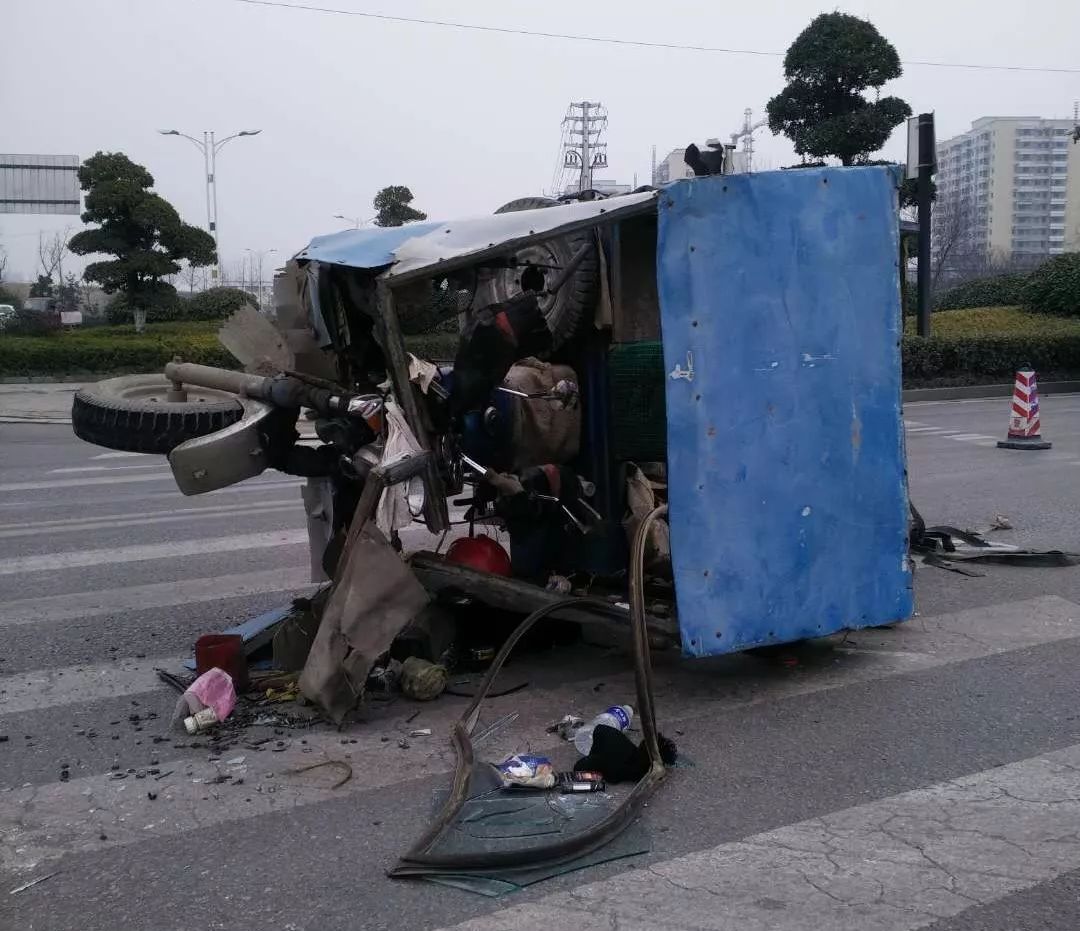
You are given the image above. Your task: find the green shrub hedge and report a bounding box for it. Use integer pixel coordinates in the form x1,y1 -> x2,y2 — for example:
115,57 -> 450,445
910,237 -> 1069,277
1023,252 -> 1080,317
0,322 -> 236,377
0,320 -> 456,377
904,306 -> 1080,338
935,273 -> 1030,310
902,334 -> 1080,386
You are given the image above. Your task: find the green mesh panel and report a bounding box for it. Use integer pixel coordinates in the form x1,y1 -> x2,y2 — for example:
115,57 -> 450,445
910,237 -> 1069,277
608,341 -> 667,461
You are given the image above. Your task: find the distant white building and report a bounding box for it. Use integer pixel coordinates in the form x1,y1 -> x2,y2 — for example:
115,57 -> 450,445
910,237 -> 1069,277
653,148 -> 691,185
935,116 -> 1080,265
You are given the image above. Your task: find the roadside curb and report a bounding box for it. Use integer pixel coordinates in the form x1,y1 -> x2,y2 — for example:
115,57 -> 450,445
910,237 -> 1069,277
903,380 -> 1080,403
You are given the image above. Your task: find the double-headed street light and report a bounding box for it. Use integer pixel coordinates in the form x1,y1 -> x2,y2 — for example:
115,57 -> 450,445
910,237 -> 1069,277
159,129 -> 261,277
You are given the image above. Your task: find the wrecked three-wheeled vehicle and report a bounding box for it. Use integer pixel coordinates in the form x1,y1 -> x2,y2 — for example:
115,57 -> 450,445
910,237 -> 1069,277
72,167 -> 915,882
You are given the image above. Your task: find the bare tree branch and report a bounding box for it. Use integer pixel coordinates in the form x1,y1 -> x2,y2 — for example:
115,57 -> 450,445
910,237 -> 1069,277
37,228 -> 73,284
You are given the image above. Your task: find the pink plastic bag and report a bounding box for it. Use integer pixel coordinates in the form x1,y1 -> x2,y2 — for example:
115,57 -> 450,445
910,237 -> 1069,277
173,668 -> 236,730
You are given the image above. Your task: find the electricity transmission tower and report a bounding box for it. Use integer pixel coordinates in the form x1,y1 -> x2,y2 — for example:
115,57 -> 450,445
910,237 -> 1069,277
560,101 -> 609,193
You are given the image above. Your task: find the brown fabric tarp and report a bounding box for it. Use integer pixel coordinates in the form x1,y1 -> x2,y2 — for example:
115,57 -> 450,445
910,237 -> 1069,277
299,524 -> 430,722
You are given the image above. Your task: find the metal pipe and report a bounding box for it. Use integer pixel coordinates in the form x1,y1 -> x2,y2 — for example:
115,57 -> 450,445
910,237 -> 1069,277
163,362 -> 272,399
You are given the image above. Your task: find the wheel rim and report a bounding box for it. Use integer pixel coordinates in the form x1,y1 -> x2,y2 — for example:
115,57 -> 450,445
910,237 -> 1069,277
113,377 -> 238,405
496,242 -> 564,317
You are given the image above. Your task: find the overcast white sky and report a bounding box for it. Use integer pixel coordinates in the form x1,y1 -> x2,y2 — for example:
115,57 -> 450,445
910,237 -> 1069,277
2,0 -> 1077,282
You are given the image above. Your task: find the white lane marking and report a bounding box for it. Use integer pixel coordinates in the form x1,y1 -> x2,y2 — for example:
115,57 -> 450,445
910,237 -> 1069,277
0,478 -> 305,510
0,567 -> 315,627
0,473 -> 304,494
91,451 -> 150,460
0,654 -> 186,715
907,393 -> 1080,408
0,502 -> 302,539
0,529 -> 309,576
2,597 -> 1079,872
905,426 -> 946,434
0,473 -> 178,493
438,743 -> 1080,931
48,463 -> 169,474
948,433 -> 995,441
0,498 -> 301,532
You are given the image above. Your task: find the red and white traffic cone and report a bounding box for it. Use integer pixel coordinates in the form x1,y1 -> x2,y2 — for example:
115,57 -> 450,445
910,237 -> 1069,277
997,369 -> 1051,450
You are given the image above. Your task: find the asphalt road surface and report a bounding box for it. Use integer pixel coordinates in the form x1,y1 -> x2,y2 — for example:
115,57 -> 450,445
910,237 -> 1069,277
3,396 -> 1080,930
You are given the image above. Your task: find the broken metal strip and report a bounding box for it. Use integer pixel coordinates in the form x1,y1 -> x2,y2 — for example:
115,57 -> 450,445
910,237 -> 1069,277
389,506 -> 669,879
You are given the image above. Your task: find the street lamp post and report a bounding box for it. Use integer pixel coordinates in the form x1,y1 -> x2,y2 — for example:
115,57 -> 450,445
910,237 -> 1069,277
159,129 -> 261,278
244,247 -> 278,310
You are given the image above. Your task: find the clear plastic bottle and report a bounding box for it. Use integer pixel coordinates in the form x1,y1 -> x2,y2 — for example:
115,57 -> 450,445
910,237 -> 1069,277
573,704 -> 634,755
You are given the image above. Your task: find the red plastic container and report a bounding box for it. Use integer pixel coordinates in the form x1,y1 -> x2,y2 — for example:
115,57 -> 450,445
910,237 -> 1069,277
195,634 -> 249,692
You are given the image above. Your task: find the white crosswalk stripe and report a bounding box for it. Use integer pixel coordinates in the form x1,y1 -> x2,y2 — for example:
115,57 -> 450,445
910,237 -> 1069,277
0,654 -> 187,714
0,529 -> 309,576
0,500 -> 302,539
2,596 -> 1078,878
6,431 -> 1080,927
0,567 -> 315,626
437,742 -> 1080,931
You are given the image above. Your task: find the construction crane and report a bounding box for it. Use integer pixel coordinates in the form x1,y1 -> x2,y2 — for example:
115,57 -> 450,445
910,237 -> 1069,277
730,108 -> 769,174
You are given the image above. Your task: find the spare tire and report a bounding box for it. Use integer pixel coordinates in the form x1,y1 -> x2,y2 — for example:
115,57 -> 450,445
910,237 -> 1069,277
72,374 -> 244,454
492,196 -> 599,348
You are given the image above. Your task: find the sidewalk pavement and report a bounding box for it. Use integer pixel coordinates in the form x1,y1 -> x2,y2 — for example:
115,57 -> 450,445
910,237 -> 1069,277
0,383 -> 84,424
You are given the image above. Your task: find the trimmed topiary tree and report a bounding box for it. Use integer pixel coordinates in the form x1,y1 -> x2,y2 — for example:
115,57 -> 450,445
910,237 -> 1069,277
185,286 -> 258,320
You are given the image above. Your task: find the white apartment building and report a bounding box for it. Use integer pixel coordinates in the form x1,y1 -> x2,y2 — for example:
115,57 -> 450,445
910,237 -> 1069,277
935,116 -> 1080,265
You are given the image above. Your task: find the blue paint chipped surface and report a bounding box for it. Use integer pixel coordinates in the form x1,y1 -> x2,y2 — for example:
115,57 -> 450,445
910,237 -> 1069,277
657,167 -> 913,657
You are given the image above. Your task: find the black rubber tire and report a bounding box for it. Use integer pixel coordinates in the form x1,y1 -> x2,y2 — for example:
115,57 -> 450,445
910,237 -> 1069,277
492,196 -> 599,349
72,374 -> 244,454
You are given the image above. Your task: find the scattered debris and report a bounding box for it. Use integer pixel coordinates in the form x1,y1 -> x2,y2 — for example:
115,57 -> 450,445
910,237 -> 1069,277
408,728 -> 432,738
911,503 -> 1080,574
9,872 -> 59,895
284,759 -> 353,789
155,668 -> 191,694
174,668 -> 238,734
473,712 -> 519,747
400,657 -> 448,702
573,705 -> 634,755
497,754 -> 555,789
574,724 -> 678,784
445,676 -> 529,699
547,714 -> 585,742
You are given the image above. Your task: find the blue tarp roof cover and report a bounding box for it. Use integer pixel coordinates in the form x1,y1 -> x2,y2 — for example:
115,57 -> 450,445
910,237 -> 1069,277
296,192 -> 658,279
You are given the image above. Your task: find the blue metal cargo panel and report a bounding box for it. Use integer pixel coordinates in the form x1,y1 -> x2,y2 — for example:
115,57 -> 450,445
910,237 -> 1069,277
657,167 -> 912,657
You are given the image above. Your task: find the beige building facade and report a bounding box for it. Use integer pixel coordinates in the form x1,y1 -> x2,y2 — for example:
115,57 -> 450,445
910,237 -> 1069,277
935,116 -> 1079,266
